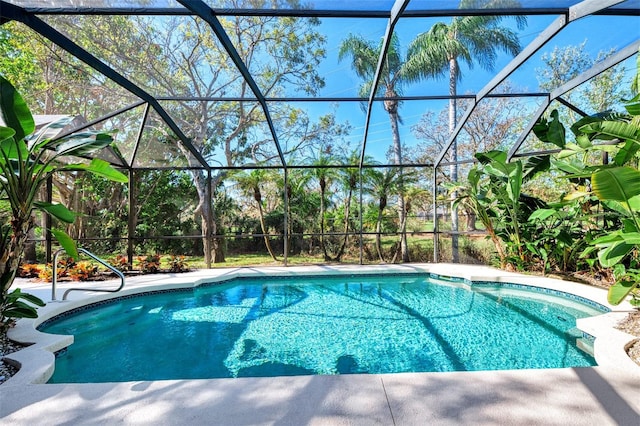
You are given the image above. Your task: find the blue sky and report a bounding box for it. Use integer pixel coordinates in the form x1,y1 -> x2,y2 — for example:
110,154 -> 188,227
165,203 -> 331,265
286,12 -> 639,164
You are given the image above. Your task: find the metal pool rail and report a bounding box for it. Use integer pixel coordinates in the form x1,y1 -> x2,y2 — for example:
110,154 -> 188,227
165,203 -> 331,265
51,248 -> 125,301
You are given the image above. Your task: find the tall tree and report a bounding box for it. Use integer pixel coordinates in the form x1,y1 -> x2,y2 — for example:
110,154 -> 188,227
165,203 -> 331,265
309,151 -> 338,261
338,33 -> 431,262
233,169 -> 280,261
25,6 -> 332,264
363,167 -> 401,263
408,0 -> 525,259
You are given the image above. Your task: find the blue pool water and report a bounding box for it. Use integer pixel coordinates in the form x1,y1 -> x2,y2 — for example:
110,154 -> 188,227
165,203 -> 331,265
40,274 -> 605,383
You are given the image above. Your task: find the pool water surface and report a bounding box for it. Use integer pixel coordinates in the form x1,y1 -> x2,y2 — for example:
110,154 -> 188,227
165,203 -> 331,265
40,274 -> 604,383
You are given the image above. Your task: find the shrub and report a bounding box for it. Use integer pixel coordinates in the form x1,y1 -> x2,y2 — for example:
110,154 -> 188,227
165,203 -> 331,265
108,254 -> 130,272
138,254 -> 161,274
168,255 -> 189,273
17,264 -> 41,278
68,261 -> 99,281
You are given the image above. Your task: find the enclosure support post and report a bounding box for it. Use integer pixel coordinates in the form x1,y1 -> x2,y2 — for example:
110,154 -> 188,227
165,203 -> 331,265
206,169 -> 212,269
283,168 -> 289,266
127,169 -> 135,268
359,167 -> 363,265
433,167 -> 439,263
45,175 -> 53,263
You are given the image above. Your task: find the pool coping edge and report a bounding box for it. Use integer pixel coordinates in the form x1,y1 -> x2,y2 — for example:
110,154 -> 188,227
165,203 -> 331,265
3,263 -> 638,386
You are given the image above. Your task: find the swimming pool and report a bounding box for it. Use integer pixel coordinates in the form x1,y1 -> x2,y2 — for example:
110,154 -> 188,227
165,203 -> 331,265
39,273 -> 606,383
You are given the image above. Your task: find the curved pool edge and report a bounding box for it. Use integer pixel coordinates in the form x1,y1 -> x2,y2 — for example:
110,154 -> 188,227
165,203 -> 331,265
3,263 -> 638,386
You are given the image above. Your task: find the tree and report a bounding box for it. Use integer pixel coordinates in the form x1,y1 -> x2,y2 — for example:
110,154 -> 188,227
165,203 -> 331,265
339,33 -> 432,262
309,151 -> 338,261
363,167 -> 401,263
4,5 -> 334,265
332,149 -> 364,261
408,0 -> 525,259
233,169 -> 280,261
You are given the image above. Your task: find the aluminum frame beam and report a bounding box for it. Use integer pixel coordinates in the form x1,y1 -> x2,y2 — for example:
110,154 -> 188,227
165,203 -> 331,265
0,1 -> 211,171
433,0 -> 626,168
507,38 -> 640,160
177,0 -> 287,169
10,5 -> 640,18
359,0 -> 411,168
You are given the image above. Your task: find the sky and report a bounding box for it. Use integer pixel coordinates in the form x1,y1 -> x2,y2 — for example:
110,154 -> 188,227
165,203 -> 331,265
289,12 -> 639,164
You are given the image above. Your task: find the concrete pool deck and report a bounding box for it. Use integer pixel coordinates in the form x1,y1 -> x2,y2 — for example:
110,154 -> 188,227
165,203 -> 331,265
1,264 -> 639,425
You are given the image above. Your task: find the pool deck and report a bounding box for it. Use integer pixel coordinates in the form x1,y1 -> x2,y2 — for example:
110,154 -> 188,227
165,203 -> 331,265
1,264 -> 639,425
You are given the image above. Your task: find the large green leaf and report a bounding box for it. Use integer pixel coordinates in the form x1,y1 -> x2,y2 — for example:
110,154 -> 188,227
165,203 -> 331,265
63,158 -> 128,183
528,208 -> 556,222
533,110 -> 566,148
3,305 -> 39,319
51,228 -> 79,260
592,231 -> 624,246
51,132 -> 114,157
597,241 -> 633,267
607,280 -> 639,305
507,160 -> 522,204
623,93 -> 640,115
592,167 -> 640,202
34,202 -> 75,223
12,291 -> 45,306
0,132 -> 27,161
27,115 -> 75,150
0,75 -> 34,141
522,155 -> 550,181
602,195 -> 640,216
578,120 -> 640,144
0,127 -> 15,144
614,139 -> 640,166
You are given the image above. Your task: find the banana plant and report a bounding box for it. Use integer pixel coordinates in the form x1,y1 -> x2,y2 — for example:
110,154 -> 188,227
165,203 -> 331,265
589,166 -> 640,306
0,75 -> 128,331
534,91 -> 640,305
450,150 -> 548,269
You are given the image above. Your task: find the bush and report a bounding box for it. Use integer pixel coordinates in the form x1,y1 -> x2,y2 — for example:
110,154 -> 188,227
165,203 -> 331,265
137,254 -> 161,274
68,261 -> 99,281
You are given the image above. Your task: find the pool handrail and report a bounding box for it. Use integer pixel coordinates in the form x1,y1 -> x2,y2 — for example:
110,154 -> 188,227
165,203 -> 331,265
51,248 -> 125,301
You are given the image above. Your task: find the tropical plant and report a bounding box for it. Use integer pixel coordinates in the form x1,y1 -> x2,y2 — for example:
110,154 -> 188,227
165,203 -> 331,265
533,86 -> 640,305
363,167 -> 401,263
331,150 -> 362,261
0,75 -> 127,332
233,169 -> 280,261
308,152 -> 338,261
450,150 -> 548,269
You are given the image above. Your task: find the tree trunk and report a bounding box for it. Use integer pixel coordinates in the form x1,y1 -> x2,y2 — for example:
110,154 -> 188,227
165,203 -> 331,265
256,200 -> 278,261
375,209 -> 385,263
319,181 -> 330,261
386,98 -> 409,262
192,171 -> 225,265
333,187 -> 353,261
466,211 -> 477,231
449,57 -> 459,263
0,216 -> 34,295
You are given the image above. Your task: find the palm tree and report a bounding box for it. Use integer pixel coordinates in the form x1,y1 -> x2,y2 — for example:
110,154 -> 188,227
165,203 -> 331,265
363,167 -> 401,263
332,149 -> 373,261
408,0 -> 526,260
233,169 -> 279,261
339,33 -> 432,262
309,152 -> 338,261
279,167 -> 313,256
